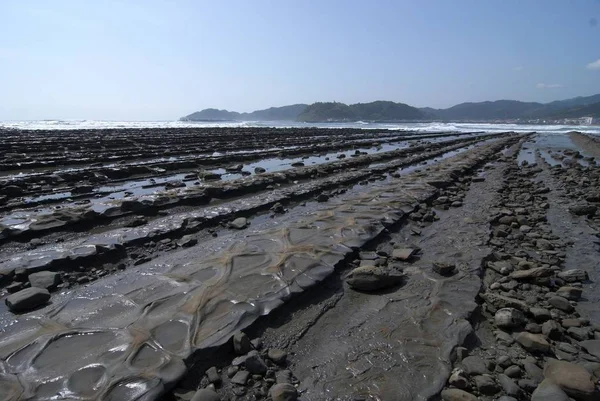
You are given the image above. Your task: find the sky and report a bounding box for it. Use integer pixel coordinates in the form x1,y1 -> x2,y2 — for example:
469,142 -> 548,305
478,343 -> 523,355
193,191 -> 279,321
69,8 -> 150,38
1,0 -> 599,120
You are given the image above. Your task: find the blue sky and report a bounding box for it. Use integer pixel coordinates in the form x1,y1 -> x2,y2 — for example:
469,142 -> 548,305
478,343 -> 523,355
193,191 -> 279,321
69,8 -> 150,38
1,0 -> 599,120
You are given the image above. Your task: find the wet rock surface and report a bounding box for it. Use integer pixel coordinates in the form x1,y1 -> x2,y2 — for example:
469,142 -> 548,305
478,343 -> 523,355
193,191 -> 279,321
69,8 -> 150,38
3,129 -> 600,401
0,132 -> 521,401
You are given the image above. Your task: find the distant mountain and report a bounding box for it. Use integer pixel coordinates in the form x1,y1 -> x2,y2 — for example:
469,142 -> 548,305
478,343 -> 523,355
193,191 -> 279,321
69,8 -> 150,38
182,94 -> 600,123
181,104 -> 308,121
425,94 -> 600,121
544,101 -> 600,119
296,101 -> 425,122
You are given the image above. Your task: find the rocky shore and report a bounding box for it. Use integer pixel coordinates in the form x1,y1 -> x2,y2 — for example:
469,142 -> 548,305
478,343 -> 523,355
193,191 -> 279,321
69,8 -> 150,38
0,128 -> 598,401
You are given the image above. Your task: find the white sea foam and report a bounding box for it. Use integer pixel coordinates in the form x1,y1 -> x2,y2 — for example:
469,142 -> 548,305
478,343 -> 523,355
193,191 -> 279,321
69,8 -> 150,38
0,119 -> 599,134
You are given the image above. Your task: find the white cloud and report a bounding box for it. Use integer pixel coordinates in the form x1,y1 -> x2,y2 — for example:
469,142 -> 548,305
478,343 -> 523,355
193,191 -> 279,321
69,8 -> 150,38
536,83 -> 563,89
586,59 -> 600,70
513,66 -> 524,71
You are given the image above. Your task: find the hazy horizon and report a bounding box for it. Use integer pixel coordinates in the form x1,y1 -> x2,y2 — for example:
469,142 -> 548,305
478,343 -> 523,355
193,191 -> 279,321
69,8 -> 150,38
1,0 -> 599,120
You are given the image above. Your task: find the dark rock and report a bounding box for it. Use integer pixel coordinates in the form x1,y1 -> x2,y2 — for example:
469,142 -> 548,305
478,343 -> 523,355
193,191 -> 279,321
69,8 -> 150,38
191,389 -> 221,401
498,374 -> 520,397
276,370 -> 293,384
269,383 -> 298,401
494,308 -> 526,330
270,203 -> 285,214
523,361 -> 544,383
254,167 -> 266,174
231,370 -> 250,385
473,375 -> 500,395
345,266 -> 403,291
568,204 -> 597,216
232,331 -> 252,355
556,286 -> 583,301
392,248 -> 416,261
504,365 -> 522,378
461,355 -> 488,375
448,369 -> 470,389
245,354 -> 267,375
432,261 -> 456,276
548,296 -> 574,313
316,193 -> 329,202
580,340 -> 600,359
5,287 -> 51,312
267,349 -> 287,365
177,235 -> 198,248
531,379 -> 570,401
28,271 -> 61,289
557,269 -> 588,283
226,366 -> 239,378
516,332 -> 551,353
440,389 -> 479,401
542,320 -> 564,341
567,327 -> 592,341
165,180 -> 186,189
530,307 -> 552,322
206,366 -> 220,384
226,164 -> 243,172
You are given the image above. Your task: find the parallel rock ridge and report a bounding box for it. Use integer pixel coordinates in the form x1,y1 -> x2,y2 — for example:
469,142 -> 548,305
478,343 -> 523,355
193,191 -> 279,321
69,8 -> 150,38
0,136 -> 518,401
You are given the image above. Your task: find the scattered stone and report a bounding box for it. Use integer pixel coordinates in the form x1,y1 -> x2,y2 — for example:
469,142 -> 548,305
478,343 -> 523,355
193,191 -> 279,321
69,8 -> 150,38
510,267 -> 552,280
177,235 -> 198,248
448,369 -> 470,389
515,332 -> 551,353
206,366 -> 220,384
498,374 -> 520,397
276,370 -> 293,384
245,354 -> 268,374
392,248 -> 416,261
544,359 -> 598,400
542,320 -> 564,341
530,307 -> 552,322
232,331 -> 252,355
579,340 -> 600,359
5,287 -> 51,313
461,356 -> 488,375
556,286 -> 583,301
191,389 -> 220,401
345,265 -> 403,291
473,375 -> 500,395
270,202 -> 285,214
523,361 -> 544,383
28,271 -> 61,289
548,296 -> 574,313
229,217 -> 248,229
557,269 -> 588,283
267,349 -> 287,365
568,204 -> 597,216
432,261 -> 455,276
440,388 -> 479,401
316,193 -> 329,202
231,370 -> 249,385
494,308 -> 526,330
531,379 -> 570,401
269,383 -> 298,401
504,365 -> 522,378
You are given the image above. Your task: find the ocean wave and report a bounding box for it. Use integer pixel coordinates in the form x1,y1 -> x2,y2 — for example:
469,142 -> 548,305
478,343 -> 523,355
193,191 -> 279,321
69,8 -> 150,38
1,120 -> 599,134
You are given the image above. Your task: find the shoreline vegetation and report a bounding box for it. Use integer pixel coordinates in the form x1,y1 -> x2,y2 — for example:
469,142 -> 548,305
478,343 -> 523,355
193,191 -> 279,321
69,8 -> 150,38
182,94 -> 600,124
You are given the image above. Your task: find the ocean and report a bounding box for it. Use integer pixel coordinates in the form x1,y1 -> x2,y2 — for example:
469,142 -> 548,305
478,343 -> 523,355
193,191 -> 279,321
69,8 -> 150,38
1,119 -> 599,135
